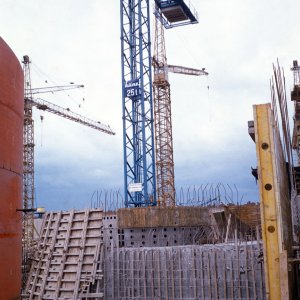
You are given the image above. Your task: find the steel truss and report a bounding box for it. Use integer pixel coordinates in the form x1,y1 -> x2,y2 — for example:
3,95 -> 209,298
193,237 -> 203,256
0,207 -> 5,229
153,16 -> 175,206
120,0 -> 156,207
22,57 -> 35,258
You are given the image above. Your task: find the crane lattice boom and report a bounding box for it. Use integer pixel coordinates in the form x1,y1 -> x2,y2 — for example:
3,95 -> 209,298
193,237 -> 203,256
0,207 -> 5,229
168,64 -> 208,76
31,85 -> 84,95
27,97 -> 115,135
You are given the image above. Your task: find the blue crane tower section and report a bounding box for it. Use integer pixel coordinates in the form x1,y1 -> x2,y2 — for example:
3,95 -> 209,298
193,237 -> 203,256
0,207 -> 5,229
120,0 -> 156,207
120,0 -> 198,208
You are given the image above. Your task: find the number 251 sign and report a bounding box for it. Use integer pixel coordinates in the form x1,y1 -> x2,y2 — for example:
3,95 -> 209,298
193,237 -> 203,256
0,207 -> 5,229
125,79 -> 140,98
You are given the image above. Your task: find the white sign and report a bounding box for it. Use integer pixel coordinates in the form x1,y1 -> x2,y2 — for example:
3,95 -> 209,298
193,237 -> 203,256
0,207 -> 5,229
128,182 -> 142,193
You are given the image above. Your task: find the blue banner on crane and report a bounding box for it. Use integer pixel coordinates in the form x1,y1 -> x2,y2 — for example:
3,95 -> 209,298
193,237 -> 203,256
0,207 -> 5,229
125,79 -> 140,98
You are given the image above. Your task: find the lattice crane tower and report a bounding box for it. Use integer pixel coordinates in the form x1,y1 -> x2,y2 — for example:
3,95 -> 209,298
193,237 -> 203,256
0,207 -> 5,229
120,0 -> 202,207
153,11 -> 208,207
120,0 -> 156,207
153,16 -> 174,207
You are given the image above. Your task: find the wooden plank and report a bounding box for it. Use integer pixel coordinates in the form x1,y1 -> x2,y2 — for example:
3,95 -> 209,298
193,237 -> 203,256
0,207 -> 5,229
74,209 -> 89,298
142,250 -> 147,298
279,251 -> 289,299
25,209 -> 104,299
207,250 -> 212,299
254,103 -> 291,300
212,249 -> 218,299
170,248 -> 175,299
250,240 -> 257,299
222,250 -> 227,300
200,249 -> 205,299
28,212 -> 53,299
178,248 -> 183,299
54,210 -> 75,299
39,211 -> 62,297
191,246 -> 197,298
229,250 -> 234,299
254,104 -> 281,300
163,249 -> 168,299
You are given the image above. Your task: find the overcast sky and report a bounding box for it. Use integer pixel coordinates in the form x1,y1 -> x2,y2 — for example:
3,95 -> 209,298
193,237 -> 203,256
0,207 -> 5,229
1,0 -> 300,210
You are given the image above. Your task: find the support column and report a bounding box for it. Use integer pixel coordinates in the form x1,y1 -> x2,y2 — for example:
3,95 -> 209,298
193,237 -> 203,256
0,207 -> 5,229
254,103 -> 292,300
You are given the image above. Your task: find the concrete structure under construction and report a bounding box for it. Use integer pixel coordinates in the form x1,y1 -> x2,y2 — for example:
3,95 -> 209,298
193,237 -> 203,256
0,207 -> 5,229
22,62 -> 300,300
24,204 -> 265,299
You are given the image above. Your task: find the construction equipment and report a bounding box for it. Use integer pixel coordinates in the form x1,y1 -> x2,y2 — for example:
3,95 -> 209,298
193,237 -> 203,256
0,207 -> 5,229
24,209 -> 105,299
291,60 -> 300,162
120,0 -> 199,207
22,55 -> 115,286
153,14 -> 208,207
27,97 -> 114,135
30,84 -> 84,95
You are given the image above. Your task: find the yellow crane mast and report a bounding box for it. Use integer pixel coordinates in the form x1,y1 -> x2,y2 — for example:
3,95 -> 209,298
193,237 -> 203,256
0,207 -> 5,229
153,15 -> 208,207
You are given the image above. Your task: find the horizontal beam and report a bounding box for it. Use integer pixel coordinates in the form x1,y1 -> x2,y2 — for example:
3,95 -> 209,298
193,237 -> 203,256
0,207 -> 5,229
168,64 -> 208,76
26,97 -> 115,135
29,84 -> 84,95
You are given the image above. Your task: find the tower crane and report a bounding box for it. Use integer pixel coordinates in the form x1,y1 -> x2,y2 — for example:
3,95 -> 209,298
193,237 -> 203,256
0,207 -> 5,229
120,0 -> 201,207
22,55 -> 115,283
153,13 -> 208,207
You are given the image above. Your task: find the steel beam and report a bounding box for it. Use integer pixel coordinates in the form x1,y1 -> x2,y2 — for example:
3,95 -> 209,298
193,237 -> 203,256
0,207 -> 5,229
120,0 -> 156,207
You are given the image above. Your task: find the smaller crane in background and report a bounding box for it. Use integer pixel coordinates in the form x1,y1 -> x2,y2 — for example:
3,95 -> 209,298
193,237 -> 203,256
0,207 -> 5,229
153,11 -> 208,207
291,60 -> 300,163
22,55 -> 115,286
290,60 -> 300,197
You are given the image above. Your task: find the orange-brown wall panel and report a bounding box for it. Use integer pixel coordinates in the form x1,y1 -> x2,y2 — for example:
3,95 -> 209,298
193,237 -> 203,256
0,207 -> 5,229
0,37 -> 24,300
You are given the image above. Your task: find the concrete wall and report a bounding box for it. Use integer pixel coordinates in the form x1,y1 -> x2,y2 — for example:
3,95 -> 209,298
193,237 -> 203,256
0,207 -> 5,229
104,242 -> 265,299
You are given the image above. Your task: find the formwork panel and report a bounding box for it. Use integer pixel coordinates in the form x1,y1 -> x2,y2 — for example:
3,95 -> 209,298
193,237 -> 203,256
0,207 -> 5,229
24,209 -> 104,299
104,243 -> 265,299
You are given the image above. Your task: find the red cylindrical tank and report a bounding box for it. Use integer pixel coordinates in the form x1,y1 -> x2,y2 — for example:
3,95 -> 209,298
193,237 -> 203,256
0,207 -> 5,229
0,37 -> 24,299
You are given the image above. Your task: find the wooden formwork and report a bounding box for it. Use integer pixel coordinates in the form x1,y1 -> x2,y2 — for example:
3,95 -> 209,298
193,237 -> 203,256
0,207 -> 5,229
24,209 -> 104,299
253,104 -> 293,300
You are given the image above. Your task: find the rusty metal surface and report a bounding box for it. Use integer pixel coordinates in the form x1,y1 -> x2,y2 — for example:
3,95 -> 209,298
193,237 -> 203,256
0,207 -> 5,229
228,203 -> 261,228
118,204 -> 262,230
153,17 -> 176,207
117,206 -> 212,228
0,37 -> 24,299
